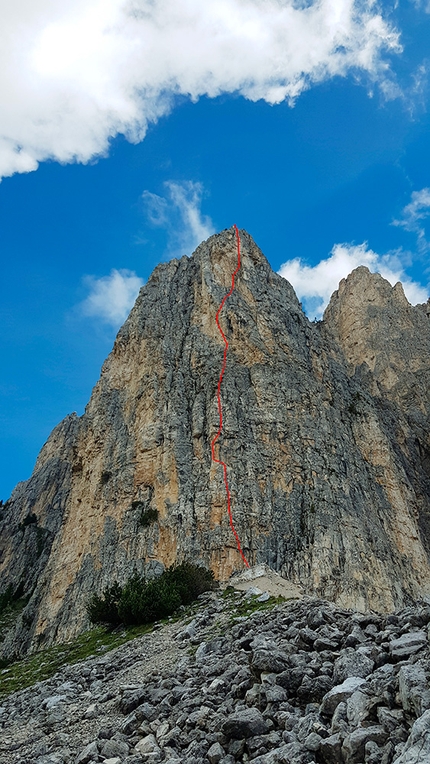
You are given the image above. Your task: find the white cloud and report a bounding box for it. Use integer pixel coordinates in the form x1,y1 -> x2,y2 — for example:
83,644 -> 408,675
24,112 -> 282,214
392,188 -> 430,251
0,0 -> 401,180
77,180 -> 209,327
80,268 -> 144,325
279,242 -> 429,319
414,0 -> 430,13
142,180 -> 215,255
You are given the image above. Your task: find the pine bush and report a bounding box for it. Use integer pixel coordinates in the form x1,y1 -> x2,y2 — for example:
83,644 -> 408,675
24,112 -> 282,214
87,562 -> 214,626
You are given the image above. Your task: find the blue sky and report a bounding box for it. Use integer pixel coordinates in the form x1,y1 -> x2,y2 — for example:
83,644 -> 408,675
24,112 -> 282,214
1,0 -> 430,499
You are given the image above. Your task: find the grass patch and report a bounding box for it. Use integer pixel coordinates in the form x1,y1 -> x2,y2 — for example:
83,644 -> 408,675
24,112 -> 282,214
0,622 -> 153,701
220,588 -> 286,626
0,595 -> 209,700
0,583 -> 287,701
232,594 -> 285,618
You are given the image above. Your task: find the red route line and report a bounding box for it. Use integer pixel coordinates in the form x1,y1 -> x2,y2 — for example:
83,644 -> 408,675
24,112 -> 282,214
210,224 -> 250,568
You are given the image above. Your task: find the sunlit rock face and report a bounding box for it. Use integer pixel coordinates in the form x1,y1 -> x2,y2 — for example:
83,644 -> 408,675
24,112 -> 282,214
1,228 -> 430,658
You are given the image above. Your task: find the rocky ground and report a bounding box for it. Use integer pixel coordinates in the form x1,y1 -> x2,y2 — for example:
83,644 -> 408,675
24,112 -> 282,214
0,589 -> 430,764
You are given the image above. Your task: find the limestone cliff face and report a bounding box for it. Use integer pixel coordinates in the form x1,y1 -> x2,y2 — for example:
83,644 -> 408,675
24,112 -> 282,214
1,229 -> 430,658
323,267 -> 430,562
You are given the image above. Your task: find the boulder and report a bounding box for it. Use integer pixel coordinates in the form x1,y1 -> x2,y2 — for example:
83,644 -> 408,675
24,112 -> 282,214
74,742 -> 99,764
333,649 -> 374,683
342,725 -> 387,764
257,742 -> 315,763
320,733 -> 343,764
393,710 -> 430,763
398,663 -> 430,716
222,707 -> 269,739
251,648 -> 289,674
377,706 -> 406,732
120,687 -> 147,714
365,740 -> 383,764
321,677 -> 367,716
100,739 -> 129,759
347,689 -> 381,727
207,741 -> 225,764
389,632 -> 427,659
135,734 -> 160,755
304,732 -> 322,751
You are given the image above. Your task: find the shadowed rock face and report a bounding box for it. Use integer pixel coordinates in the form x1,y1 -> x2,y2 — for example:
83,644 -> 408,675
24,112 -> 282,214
1,228 -> 430,657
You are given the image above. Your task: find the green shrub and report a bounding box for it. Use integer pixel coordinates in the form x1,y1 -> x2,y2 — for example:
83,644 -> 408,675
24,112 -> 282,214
0,585 -> 14,614
130,501 -> 158,527
165,561 -> 214,605
348,392 -> 361,416
0,582 -> 26,616
87,562 -> 214,627
19,513 -> 37,531
87,581 -> 122,625
118,573 -> 181,625
139,507 -> 158,527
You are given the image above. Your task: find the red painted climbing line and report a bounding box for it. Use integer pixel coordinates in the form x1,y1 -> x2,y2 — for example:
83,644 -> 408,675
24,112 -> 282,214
210,224 -> 250,568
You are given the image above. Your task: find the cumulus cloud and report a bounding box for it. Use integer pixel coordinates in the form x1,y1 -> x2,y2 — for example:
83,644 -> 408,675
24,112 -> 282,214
279,243 -> 428,319
80,268 -> 144,325
142,180 -> 215,255
0,0 -> 401,179
392,188 -> 430,251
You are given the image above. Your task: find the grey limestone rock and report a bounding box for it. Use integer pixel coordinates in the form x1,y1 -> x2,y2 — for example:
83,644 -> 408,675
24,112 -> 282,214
222,707 -> 269,739
74,741 -> 99,764
342,725 -> 388,764
398,663 -> 429,717
378,706 -> 405,732
207,741 -> 225,763
304,731 -> 322,751
275,741 -> 316,763
100,738 -> 129,758
120,688 -> 148,715
393,709 -> 430,764
251,647 -> 289,674
365,740 -> 384,764
134,733 -> 160,755
1,594 -> 430,764
346,689 -> 380,727
320,733 -> 343,764
333,648 -> 374,683
320,677 -> 367,717
389,631 -> 428,660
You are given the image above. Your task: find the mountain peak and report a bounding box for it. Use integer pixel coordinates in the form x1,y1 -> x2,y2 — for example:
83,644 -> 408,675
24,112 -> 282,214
1,232 -> 430,659
323,265 -> 430,402
326,265 -> 408,315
